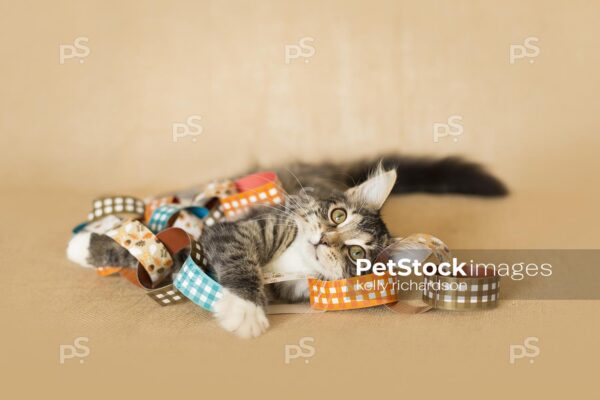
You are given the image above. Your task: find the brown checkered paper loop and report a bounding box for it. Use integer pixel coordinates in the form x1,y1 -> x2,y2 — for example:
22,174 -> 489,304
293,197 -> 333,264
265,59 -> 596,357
408,233 -> 501,311
423,268 -> 500,310
88,196 -> 145,221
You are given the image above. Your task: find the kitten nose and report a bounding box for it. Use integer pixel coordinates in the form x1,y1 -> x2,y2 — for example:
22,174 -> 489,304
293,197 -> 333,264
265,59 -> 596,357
318,234 -> 330,246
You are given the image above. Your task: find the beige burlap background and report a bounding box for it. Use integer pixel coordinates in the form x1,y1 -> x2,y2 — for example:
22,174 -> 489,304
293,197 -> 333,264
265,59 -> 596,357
1,0 -> 599,398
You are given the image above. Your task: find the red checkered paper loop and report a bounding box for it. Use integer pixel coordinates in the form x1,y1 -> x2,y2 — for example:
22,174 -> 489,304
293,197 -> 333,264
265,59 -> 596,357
309,272 -> 399,311
105,220 -> 173,288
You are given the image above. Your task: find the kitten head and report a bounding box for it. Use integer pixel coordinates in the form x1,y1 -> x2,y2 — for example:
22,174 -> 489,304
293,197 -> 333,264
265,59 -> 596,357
287,165 -> 396,280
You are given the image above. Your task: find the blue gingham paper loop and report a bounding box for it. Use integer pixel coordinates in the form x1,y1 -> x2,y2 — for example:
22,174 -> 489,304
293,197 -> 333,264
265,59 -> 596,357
174,257 -> 223,312
148,204 -> 181,232
148,204 -> 209,233
173,240 -> 221,311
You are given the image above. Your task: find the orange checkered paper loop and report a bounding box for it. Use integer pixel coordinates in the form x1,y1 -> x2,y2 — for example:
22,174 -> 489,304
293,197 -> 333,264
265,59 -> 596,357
96,266 -> 123,276
220,180 -> 284,220
309,272 -> 399,311
94,266 -> 142,288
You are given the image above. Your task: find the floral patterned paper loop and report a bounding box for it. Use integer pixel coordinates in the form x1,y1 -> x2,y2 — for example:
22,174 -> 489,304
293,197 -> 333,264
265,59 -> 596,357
105,219 -> 173,287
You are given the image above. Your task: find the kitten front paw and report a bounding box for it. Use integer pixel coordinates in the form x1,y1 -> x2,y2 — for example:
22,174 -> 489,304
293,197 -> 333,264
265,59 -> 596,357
213,289 -> 269,338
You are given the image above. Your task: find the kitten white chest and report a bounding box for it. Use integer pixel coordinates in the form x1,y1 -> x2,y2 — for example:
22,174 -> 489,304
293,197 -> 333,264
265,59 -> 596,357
264,236 -> 319,300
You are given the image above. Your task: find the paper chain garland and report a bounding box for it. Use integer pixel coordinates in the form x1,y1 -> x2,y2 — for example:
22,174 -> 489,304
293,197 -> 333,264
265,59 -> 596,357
73,172 -> 501,314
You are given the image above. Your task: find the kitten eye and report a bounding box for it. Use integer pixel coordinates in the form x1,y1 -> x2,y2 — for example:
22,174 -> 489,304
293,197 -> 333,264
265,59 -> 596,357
330,208 -> 347,224
347,245 -> 366,261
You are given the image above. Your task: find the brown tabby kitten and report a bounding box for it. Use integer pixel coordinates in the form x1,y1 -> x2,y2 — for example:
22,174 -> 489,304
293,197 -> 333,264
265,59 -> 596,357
67,155 -> 506,338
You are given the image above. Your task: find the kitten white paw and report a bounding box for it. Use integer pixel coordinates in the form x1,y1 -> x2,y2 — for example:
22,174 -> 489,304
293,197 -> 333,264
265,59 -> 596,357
213,289 -> 269,338
66,232 -> 94,268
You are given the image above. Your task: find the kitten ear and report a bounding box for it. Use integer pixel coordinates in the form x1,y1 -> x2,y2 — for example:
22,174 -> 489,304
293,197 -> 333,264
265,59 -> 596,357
346,165 -> 397,209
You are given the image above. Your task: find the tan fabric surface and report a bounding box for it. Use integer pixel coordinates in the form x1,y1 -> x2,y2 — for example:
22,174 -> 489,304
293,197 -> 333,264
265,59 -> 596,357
2,188 -> 599,398
2,0 -> 600,398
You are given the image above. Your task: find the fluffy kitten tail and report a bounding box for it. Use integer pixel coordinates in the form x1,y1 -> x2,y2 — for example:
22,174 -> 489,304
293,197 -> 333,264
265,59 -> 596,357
347,155 -> 508,197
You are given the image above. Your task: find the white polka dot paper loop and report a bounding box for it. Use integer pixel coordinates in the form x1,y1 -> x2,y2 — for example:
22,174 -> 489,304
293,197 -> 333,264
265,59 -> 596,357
88,195 -> 145,222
